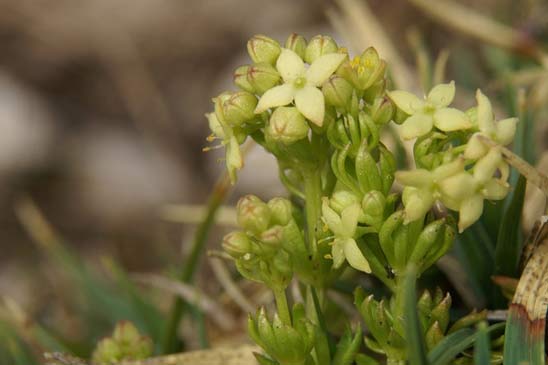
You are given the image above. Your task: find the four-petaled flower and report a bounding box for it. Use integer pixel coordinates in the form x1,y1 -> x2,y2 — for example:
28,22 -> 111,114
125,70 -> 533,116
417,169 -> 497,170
321,198 -> 371,273
254,48 -> 346,126
464,89 -> 518,160
397,158 -> 465,224
388,81 -> 472,140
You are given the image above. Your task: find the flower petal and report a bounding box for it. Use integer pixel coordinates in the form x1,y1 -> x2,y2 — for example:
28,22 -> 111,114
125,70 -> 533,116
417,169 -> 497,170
226,136 -> 243,183
433,157 -> 465,180
343,238 -> 371,273
322,198 -> 343,236
295,86 -> 325,126
331,239 -> 345,268
473,148 -> 502,183
476,89 -> 495,134
438,172 -> 477,201
340,204 -> 360,238
495,117 -> 518,145
387,90 -> 424,114
433,108 -> 471,132
306,53 -> 346,86
276,49 -> 305,82
402,187 -> 435,223
458,194 -> 484,233
399,113 -> 434,140
254,84 -> 295,113
427,81 -> 455,107
464,133 -> 488,160
395,169 -> 432,188
482,179 -> 509,200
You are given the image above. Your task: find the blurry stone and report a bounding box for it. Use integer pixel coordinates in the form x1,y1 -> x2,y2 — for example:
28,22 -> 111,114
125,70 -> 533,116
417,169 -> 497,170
0,71 -> 55,176
64,125 -> 193,225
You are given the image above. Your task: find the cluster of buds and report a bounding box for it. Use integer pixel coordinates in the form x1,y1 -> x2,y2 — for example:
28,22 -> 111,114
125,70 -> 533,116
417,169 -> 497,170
92,321 -> 153,364
223,195 -> 315,289
390,83 -> 518,232
355,288 -> 487,360
248,305 -> 316,365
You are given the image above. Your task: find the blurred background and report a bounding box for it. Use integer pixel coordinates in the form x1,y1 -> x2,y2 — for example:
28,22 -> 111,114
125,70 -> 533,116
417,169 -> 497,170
0,0 -> 547,363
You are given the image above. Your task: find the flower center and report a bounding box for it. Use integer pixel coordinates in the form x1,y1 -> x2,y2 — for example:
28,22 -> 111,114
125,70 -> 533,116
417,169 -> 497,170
293,76 -> 306,89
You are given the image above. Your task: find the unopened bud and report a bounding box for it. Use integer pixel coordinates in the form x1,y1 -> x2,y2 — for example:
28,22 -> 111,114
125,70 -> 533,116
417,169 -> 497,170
266,107 -> 309,145
370,97 -> 395,125
247,34 -> 281,65
285,33 -> 307,59
222,231 -> 251,258
233,65 -> 255,93
322,75 -> 353,108
267,198 -> 293,226
361,190 -> 386,227
330,190 -> 360,214
260,225 -> 284,247
247,63 -> 281,95
305,35 -> 338,64
222,91 -> 257,126
237,195 -> 272,234
93,321 -> 152,363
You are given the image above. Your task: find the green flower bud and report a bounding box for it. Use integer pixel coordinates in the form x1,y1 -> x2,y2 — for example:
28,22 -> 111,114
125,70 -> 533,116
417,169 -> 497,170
370,97 -> 395,125
285,33 -> 307,59
247,34 -> 281,65
266,106 -> 309,145
361,190 -> 386,228
237,195 -> 272,234
213,92 -> 232,123
222,231 -> 251,258
233,65 -> 255,93
430,293 -> 451,332
260,225 -> 284,248
222,91 -> 258,126
267,197 -> 293,226
447,309 -> 487,334
322,75 -> 353,108
247,63 -> 281,95
305,35 -> 338,64
330,190 -> 360,214
92,321 -> 152,364
425,321 -> 444,351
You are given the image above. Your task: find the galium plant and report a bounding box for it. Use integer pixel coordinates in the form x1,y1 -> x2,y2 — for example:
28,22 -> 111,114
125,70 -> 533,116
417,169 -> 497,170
207,33 -> 518,365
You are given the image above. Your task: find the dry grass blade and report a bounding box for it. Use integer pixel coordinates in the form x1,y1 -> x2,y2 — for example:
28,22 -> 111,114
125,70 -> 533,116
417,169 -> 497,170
44,345 -> 260,365
406,0 -> 547,64
477,136 -> 548,196
209,257 -> 255,313
131,273 -> 236,331
327,0 -> 414,90
504,216 -> 548,364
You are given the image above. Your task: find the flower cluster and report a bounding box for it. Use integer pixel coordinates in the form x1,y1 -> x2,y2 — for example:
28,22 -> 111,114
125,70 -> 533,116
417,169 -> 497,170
390,84 -> 518,232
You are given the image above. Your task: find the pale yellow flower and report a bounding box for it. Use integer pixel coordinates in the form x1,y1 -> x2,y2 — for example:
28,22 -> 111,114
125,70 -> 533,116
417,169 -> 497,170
254,49 -> 346,126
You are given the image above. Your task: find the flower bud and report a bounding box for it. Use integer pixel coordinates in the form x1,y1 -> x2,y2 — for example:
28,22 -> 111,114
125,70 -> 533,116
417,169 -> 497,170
267,197 -> 293,226
237,195 -> 272,234
305,35 -> 338,64
430,293 -> 451,332
213,91 -> 232,122
247,63 -> 281,95
322,75 -> 353,108
259,225 -> 284,249
370,97 -> 395,125
247,34 -> 281,65
206,112 -> 225,139
425,321 -> 444,351
362,190 -> 386,227
330,190 -> 360,213
233,65 -> 255,93
266,107 -> 309,145
93,321 -> 152,363
222,91 -> 257,126
285,33 -> 307,59
222,231 -> 251,258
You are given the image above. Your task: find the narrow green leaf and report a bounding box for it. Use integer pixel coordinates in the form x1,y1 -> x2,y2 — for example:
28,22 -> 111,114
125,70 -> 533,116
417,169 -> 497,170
428,323 -> 504,365
402,264 -> 428,365
473,322 -> 491,365
494,174 -> 526,278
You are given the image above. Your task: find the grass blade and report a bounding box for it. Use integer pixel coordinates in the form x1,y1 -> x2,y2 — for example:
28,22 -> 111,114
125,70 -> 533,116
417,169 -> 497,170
473,322 -> 491,365
402,264 -> 428,365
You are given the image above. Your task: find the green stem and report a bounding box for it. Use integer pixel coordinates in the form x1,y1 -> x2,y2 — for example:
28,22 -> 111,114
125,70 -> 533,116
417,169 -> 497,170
273,287 -> 292,326
160,173 -> 232,354
303,169 -> 322,255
